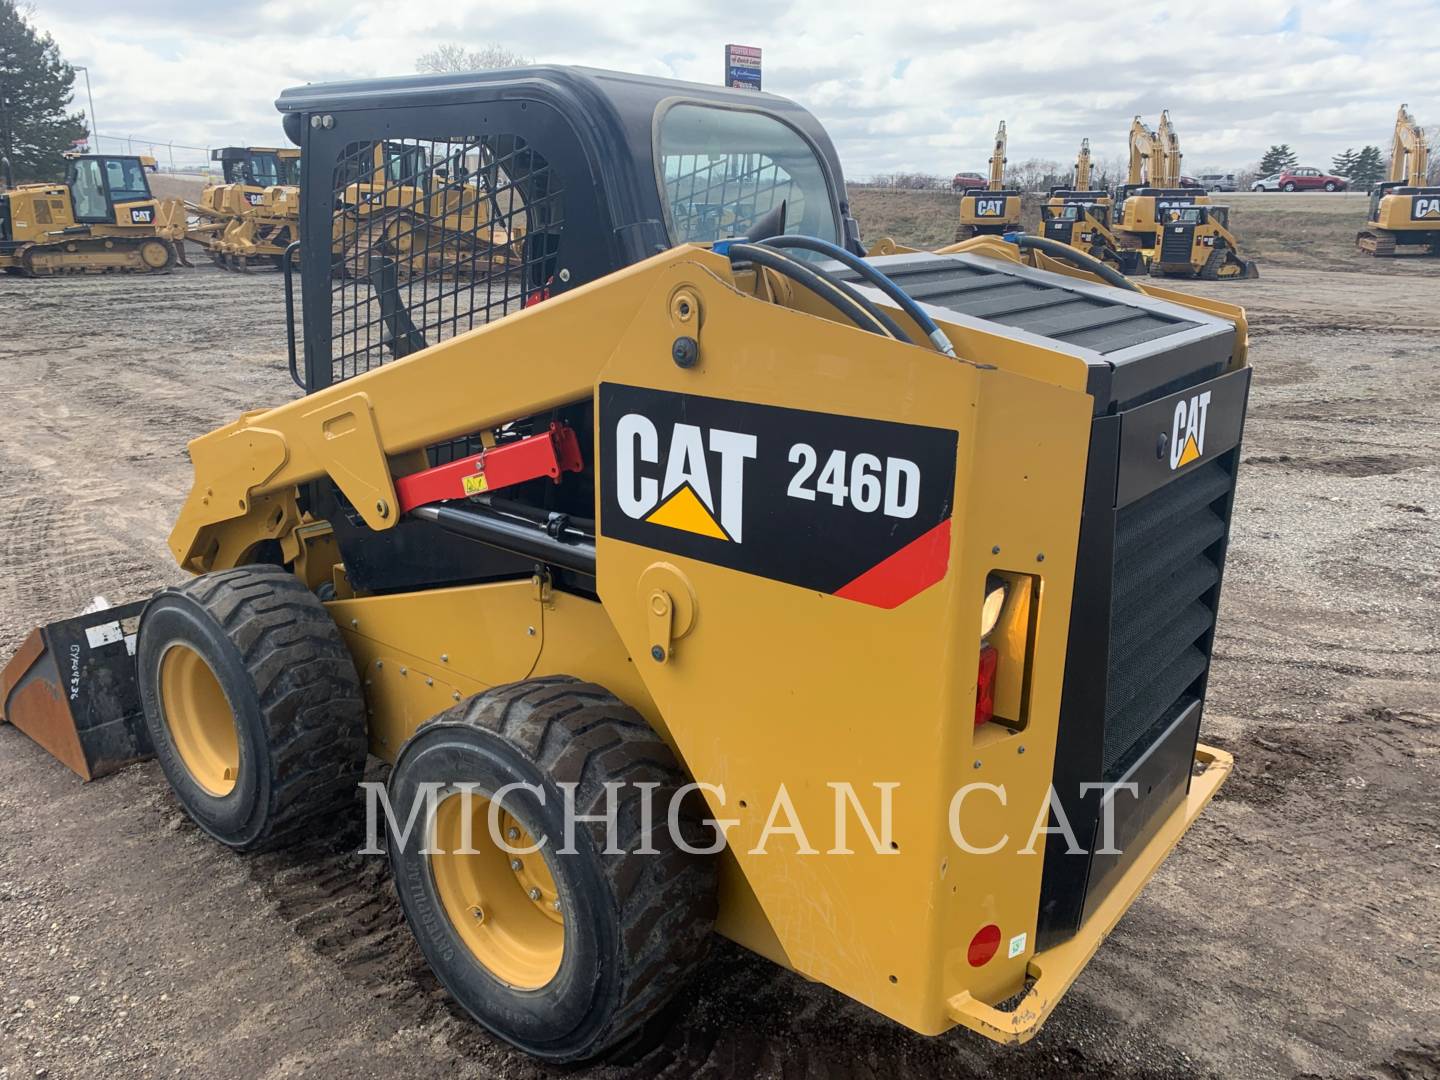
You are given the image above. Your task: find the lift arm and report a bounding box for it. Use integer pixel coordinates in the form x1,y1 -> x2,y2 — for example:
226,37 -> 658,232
166,246 -> 705,572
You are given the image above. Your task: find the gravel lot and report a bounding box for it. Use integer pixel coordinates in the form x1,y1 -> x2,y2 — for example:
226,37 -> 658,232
0,203 -> 1437,1078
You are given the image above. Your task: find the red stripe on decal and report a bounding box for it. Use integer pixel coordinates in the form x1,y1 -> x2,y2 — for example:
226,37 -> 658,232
833,519 -> 952,609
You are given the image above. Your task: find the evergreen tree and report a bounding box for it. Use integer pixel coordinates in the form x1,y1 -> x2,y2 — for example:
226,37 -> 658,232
1331,148 -> 1357,177
1351,145 -> 1385,188
0,0 -> 86,183
1258,144 -> 1299,174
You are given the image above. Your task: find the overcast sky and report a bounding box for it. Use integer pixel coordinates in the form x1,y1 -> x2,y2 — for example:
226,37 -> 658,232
34,0 -> 1440,178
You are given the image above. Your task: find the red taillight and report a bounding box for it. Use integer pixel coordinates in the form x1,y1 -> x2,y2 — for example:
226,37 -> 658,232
524,276 -> 553,308
975,644 -> 998,726
968,924 -> 1001,966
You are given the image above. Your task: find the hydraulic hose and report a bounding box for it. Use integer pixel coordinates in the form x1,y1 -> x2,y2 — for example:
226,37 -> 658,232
1002,232 -> 1140,292
754,233 -> 957,358
720,242 -> 896,342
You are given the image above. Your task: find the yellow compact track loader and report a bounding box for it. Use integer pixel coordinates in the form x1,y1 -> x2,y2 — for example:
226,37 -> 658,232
1150,203 -> 1259,279
1113,112 -> 1206,254
0,153 -> 186,275
1113,113 -> 1254,279
956,121 -> 1022,240
2,68 -> 1249,1063
186,147 -> 302,270
1041,140 -> 1148,275
1357,104 -> 1439,257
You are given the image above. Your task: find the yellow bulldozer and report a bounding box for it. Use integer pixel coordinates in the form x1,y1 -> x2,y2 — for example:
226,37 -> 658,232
2,68 -> 1249,1063
1357,104 -> 1439,257
333,140 -> 524,280
0,152 -> 187,275
1040,139 -> 1147,275
956,121 -> 1022,240
184,146 -> 301,270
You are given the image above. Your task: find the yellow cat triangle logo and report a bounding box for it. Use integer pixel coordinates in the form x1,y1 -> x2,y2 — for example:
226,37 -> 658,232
644,484 -> 730,541
1176,433 -> 1201,467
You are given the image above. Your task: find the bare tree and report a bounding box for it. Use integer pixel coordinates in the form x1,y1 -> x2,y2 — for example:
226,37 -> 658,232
1005,158 -> 1066,192
416,43 -> 532,74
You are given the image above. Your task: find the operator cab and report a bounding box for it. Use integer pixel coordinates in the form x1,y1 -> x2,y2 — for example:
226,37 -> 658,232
275,66 -> 861,595
63,154 -> 156,224
277,66 -> 859,395
212,147 -> 301,187
1164,204 -> 1228,228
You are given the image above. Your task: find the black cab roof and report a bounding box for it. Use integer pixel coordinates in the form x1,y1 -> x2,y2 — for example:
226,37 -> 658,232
275,66 -> 858,262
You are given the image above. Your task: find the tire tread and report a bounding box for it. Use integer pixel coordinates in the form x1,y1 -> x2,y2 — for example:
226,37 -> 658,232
413,675 -> 716,1058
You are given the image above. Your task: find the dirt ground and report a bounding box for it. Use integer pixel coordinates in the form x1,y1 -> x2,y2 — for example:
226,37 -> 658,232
1,197 -> 1438,1079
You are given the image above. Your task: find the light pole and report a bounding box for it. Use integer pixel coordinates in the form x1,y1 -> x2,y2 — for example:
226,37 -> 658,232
73,66 -> 98,152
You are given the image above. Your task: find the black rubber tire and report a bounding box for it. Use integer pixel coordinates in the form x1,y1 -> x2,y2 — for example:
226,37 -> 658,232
386,676 -> 717,1063
136,565 -> 367,851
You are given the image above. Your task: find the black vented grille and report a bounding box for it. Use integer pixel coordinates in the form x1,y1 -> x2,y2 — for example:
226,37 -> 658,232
831,253 -> 1208,355
1045,219 -> 1075,243
328,135 -> 563,386
1102,460 -> 1231,776
1159,226 -> 1193,265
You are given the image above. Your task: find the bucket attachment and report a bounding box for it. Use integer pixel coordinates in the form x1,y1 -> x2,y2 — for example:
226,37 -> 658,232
0,600 -> 153,781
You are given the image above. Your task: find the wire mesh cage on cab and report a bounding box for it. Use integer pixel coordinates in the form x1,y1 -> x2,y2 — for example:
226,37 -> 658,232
327,134 -> 564,387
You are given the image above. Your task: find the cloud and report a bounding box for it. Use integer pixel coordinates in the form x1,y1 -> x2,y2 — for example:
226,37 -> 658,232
33,0 -> 1440,177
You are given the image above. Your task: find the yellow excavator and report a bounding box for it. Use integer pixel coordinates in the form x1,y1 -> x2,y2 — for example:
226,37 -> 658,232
1112,113 -> 1203,254
956,121 -> 1022,240
187,147 -> 302,270
1040,139 -> 1146,275
0,153 -> 187,275
1357,104 -> 1439,257
1114,113 -> 1256,280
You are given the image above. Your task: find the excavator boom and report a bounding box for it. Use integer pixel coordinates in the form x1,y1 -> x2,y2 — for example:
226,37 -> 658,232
988,121 -> 1008,191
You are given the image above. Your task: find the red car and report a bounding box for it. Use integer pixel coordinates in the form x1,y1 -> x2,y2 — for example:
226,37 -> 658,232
1271,167 -> 1349,192
952,172 -> 988,192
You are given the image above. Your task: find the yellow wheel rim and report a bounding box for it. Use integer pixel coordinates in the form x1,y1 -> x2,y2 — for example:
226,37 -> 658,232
429,792 -> 564,989
158,644 -> 240,796
139,239 -> 170,268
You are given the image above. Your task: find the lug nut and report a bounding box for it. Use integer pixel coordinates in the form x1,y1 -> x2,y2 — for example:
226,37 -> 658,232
510,859 -> 522,872
552,900 -> 562,912
507,827 -> 519,841
528,888 -> 541,901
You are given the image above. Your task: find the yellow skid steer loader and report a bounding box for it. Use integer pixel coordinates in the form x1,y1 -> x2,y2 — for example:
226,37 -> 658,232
2,67 -> 1248,1063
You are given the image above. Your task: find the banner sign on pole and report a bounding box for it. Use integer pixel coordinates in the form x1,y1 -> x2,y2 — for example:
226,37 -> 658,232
725,44 -> 762,91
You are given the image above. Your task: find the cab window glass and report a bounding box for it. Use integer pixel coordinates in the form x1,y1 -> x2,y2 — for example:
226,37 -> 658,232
657,104 -> 838,245
106,158 -> 150,203
249,153 -> 282,187
70,159 -> 107,220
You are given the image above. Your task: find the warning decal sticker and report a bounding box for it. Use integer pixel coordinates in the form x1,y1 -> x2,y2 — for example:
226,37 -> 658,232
598,383 -> 959,609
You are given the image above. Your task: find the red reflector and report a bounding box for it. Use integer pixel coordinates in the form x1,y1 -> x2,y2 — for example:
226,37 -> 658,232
968,924 -> 1001,967
524,276 -> 553,308
975,644 -> 998,727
